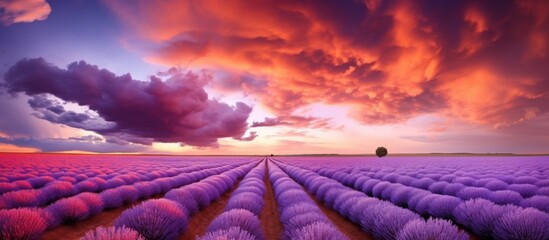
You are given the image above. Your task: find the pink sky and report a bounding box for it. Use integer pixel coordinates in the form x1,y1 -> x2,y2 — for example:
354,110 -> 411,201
0,0 -> 548,154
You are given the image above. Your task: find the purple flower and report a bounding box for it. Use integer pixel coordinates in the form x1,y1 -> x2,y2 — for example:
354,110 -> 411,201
114,199 -> 188,240
206,209 -> 264,239
406,190 -> 430,211
428,181 -> 449,194
82,226 -> 144,240
232,185 -> 264,196
282,222 -> 349,240
489,190 -> 523,205
105,178 -> 126,189
276,189 -> 312,208
27,176 -> 54,188
453,177 -> 476,186
40,181 -> 76,203
133,182 -> 161,199
388,187 -> 414,207
456,186 -> 491,200
284,212 -> 330,230
537,187 -> 549,196
0,189 -> 42,208
0,208 -> 47,240
45,197 -> 90,226
484,179 -> 509,191
493,208 -> 549,240
428,195 -> 462,219
75,192 -> 104,216
395,175 -> 416,185
453,198 -> 520,238
410,178 -> 435,189
372,182 -> 392,198
198,226 -> 255,240
322,187 -> 347,208
521,196 -> 549,213
164,188 -> 199,215
74,181 -> 99,193
99,188 -> 124,209
352,176 -> 371,189
359,201 -> 393,233
279,202 -> 321,224
508,184 -> 538,198
442,183 -> 465,196
360,179 -> 382,195
333,191 -> 364,214
514,176 -> 538,185
225,192 -> 263,215
372,208 -> 420,240
396,218 -> 469,240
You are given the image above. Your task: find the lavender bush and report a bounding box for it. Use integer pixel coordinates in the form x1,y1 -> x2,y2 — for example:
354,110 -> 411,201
114,199 -> 188,240
81,226 -> 144,240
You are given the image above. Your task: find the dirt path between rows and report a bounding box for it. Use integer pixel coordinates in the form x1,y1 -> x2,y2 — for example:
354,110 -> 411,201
270,160 -> 374,240
260,160 -> 284,240
178,178 -> 243,240
304,186 -> 374,240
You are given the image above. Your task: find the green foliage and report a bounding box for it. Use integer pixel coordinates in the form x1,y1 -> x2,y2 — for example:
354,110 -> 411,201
376,147 -> 388,158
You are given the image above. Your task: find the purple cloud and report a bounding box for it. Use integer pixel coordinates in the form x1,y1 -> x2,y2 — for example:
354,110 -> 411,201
250,115 -> 340,130
2,58 -> 255,147
0,137 -> 149,153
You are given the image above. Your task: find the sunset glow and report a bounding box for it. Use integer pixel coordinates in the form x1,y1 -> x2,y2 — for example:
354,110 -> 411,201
1,0 -> 548,154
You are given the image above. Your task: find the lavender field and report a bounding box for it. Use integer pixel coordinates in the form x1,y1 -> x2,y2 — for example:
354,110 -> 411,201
0,153 -> 548,240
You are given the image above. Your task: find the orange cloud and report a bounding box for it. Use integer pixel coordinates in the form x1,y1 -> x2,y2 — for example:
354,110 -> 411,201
0,143 -> 38,152
105,0 -> 549,130
0,0 -> 51,25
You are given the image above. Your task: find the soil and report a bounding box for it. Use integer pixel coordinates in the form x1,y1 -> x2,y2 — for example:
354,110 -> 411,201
279,165 -> 374,240
307,192 -> 374,240
178,179 -> 241,240
260,160 -> 284,240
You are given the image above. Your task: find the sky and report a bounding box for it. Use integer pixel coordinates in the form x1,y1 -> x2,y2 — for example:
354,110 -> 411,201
0,0 -> 548,155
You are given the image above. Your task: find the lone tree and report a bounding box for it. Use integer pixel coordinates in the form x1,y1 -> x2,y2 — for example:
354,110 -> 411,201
376,147 -> 388,158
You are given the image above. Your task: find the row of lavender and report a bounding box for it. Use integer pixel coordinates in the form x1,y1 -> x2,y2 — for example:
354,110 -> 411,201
82,161 -> 265,240
272,160 -> 469,240
0,154 -> 251,194
276,157 -> 549,239
300,156 -> 549,196
82,160 -> 260,240
0,163 -> 237,239
197,159 -> 266,239
333,167 -> 548,213
281,157 -> 549,213
0,163 -> 226,209
268,160 -> 349,240
0,154 -> 186,186
0,157 -> 257,240
0,154 -> 226,179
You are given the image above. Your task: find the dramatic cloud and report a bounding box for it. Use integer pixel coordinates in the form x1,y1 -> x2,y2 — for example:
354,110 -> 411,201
0,0 -> 51,25
2,58 -> 255,147
251,115 -> 337,129
105,0 -> 549,128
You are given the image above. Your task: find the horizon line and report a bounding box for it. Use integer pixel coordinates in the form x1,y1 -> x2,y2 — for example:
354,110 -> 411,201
1,152 -> 548,157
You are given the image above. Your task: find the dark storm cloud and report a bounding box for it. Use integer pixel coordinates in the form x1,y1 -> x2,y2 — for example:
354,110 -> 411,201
2,58 -> 256,147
